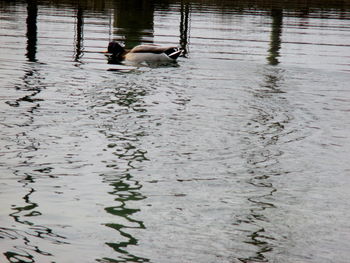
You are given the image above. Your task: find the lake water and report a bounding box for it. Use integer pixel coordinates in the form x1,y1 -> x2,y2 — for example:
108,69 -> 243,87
1,0 -> 350,262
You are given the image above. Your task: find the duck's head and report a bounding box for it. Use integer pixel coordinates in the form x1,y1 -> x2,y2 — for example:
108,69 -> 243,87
107,42 -> 125,58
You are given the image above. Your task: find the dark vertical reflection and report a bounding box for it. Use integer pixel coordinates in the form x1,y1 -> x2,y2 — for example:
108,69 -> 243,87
112,0 -> 154,48
180,0 -> 190,56
2,63 -> 68,261
298,8 -> 310,28
95,83 -> 150,263
11,66 -> 43,108
103,173 -> 148,263
3,5 -> 68,256
238,67 -> 287,262
26,0 -> 38,62
4,173 -> 65,263
5,176 -> 40,263
267,9 -> 283,66
74,6 -> 84,62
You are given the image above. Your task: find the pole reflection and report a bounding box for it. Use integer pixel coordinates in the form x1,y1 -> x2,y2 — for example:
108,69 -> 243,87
112,0 -> 155,48
238,64 -> 287,261
95,83 -> 150,262
74,6 -> 84,62
2,2 -> 69,262
267,9 -> 283,65
5,174 -> 67,263
99,163 -> 149,262
103,172 -> 148,262
26,0 -> 37,62
180,0 -> 190,56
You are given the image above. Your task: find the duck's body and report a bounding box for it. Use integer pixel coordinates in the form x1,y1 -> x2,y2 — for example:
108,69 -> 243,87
106,42 -> 182,64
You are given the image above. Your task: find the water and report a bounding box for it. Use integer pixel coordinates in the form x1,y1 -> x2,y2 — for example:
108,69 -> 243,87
1,0 -> 350,262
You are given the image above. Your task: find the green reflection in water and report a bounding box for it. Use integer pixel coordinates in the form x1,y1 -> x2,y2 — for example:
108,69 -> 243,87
97,80 -> 150,262
112,0 -> 155,48
100,173 -> 148,263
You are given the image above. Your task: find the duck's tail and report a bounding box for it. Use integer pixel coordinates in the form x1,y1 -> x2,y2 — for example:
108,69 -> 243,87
165,47 -> 182,60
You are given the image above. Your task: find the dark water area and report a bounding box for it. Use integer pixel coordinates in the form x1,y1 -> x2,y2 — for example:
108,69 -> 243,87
1,0 -> 350,262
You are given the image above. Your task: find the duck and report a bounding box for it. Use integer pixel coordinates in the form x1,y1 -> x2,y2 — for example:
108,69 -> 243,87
105,42 -> 182,64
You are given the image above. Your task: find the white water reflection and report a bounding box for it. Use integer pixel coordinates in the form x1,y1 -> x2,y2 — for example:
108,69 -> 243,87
1,1 -> 350,263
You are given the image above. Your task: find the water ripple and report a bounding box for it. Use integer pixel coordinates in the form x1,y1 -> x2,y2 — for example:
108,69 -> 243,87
1,1 -> 350,263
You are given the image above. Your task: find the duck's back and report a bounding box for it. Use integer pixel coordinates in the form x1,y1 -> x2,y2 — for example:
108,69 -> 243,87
125,51 -> 171,63
125,44 -> 180,63
130,45 -> 172,54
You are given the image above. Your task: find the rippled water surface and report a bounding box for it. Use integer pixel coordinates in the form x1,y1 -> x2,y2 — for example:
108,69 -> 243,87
1,0 -> 350,262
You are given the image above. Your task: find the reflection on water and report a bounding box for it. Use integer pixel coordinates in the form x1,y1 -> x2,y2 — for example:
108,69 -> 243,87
267,9 -> 282,65
74,7 -> 84,62
103,173 -> 148,263
93,80 -> 151,262
112,0 -> 155,48
1,0 -> 350,262
238,66 -> 287,262
179,1 -> 190,56
26,0 -> 38,62
4,175 -> 67,263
